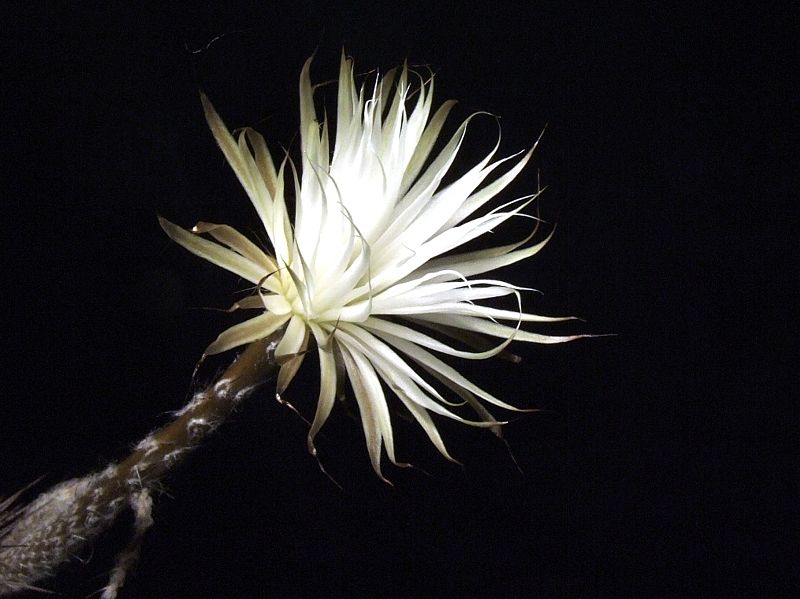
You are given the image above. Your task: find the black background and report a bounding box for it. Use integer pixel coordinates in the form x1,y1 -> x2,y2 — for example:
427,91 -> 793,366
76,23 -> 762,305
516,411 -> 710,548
1,3 -> 794,598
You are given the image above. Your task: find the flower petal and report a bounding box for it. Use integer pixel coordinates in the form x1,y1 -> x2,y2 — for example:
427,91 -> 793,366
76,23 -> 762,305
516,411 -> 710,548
204,312 -> 290,356
414,221 -> 552,281
158,217 -> 268,285
339,342 -> 395,482
191,221 -> 277,271
275,315 -> 310,393
363,316 -> 515,361
370,328 -> 529,412
414,312 -> 587,344
201,94 -> 275,230
342,326 -> 500,427
306,323 -> 339,455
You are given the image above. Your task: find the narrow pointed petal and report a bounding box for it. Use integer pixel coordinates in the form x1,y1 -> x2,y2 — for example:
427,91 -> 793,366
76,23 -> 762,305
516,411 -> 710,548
159,217 -> 268,285
307,325 -> 338,455
204,312 -> 290,356
242,127 -> 279,198
201,94 -> 275,229
371,329 -> 529,412
363,316 -> 515,361
397,399 -> 460,463
226,295 -> 264,311
340,343 -> 394,482
415,223 -> 552,281
415,312 -> 587,344
192,222 -> 277,271
276,316 -> 310,392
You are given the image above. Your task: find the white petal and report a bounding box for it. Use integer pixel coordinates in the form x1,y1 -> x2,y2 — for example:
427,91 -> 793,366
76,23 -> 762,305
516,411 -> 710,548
242,127 -> 279,198
414,312 -> 586,343
191,222 -> 277,271
400,97 -> 454,195
363,316 -> 515,361
336,324 -> 459,408
275,314 -> 307,359
201,94 -> 275,231
414,225 -> 553,281
371,282 -> 519,314
374,112 -> 477,253
370,329 -> 527,412
275,315 -> 309,392
339,342 -> 395,481
342,326 -> 499,427
445,145 -> 537,229
204,312 -> 290,356
396,398 -> 459,463
306,324 -> 338,455
159,217 -> 268,285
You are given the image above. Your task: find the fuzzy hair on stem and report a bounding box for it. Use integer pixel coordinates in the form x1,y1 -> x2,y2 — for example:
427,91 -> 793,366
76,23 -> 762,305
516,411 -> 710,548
0,336 -> 279,597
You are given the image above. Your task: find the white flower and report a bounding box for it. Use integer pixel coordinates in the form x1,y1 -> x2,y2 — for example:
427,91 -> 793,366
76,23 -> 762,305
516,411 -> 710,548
160,53 -> 583,480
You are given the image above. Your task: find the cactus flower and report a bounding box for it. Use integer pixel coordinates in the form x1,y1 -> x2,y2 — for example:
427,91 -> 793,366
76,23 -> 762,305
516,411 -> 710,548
160,53 -> 583,480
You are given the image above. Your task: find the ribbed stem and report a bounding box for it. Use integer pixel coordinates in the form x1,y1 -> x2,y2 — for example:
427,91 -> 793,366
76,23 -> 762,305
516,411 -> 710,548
0,335 -> 280,596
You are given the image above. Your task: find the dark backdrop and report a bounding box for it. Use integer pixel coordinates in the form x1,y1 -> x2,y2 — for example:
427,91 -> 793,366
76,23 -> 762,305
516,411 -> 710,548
1,3 -> 793,598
